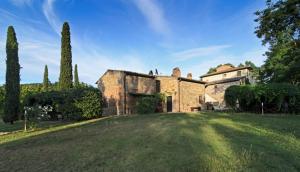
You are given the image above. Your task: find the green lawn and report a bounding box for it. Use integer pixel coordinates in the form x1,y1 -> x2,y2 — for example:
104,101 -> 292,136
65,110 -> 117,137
0,112 -> 299,171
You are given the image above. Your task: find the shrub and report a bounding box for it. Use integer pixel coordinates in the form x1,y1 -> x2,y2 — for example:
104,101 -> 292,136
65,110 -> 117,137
75,89 -> 102,119
225,83 -> 300,113
23,87 -> 102,120
136,93 -> 165,114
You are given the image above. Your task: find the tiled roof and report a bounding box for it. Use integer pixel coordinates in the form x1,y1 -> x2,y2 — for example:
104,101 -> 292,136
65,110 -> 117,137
178,77 -> 206,84
200,66 -> 252,78
205,76 -> 246,86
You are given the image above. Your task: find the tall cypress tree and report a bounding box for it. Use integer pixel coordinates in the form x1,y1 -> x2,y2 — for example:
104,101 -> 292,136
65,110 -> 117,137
43,65 -> 49,91
59,22 -> 73,89
3,26 -> 20,124
74,64 -> 79,88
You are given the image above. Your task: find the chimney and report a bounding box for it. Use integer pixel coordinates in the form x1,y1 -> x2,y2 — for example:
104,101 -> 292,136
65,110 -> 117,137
172,67 -> 181,77
187,73 -> 192,79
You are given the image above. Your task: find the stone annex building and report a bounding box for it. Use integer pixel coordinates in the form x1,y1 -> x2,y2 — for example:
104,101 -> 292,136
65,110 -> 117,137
96,64 -> 254,115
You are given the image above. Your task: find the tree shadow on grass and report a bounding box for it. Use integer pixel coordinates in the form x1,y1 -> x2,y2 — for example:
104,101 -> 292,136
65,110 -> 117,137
1,112 -> 299,171
211,122 -> 300,172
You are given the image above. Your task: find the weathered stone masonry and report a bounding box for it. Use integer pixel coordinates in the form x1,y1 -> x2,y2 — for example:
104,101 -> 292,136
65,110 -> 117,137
97,69 -> 205,115
97,65 -> 254,115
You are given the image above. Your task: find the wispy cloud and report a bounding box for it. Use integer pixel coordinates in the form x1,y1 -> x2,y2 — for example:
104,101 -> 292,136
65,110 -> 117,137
42,0 -> 62,35
133,0 -> 170,36
10,0 -> 33,7
0,2 -> 148,85
172,45 -> 231,61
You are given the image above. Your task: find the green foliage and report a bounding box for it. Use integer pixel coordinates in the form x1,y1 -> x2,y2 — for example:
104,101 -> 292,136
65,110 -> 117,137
136,93 -> 165,114
255,0 -> 300,84
74,64 -> 79,88
24,87 -> 102,120
0,87 -> 4,117
59,22 -> 73,90
43,65 -> 50,91
225,83 -> 300,113
206,63 -> 235,74
75,90 -> 102,119
3,26 -> 20,124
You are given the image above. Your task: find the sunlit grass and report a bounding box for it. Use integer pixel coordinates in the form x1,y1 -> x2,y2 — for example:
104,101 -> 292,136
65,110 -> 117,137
0,112 -> 299,171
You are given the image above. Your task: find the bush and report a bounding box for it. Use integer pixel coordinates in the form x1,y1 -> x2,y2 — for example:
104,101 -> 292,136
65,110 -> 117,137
24,87 -> 102,120
136,93 -> 165,114
75,90 -> 102,119
225,83 -> 300,113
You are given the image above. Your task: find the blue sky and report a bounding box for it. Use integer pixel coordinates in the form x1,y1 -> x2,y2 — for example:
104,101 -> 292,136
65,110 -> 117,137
0,0 -> 267,85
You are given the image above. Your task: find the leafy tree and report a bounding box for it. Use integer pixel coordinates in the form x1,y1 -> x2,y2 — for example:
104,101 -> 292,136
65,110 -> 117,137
43,65 -> 50,91
238,63 -> 245,67
59,22 -> 73,89
3,26 -> 20,124
255,0 -> 300,84
74,64 -> 79,88
206,63 -> 235,74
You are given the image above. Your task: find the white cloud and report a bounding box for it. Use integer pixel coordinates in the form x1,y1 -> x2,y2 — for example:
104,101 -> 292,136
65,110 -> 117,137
172,45 -> 232,61
133,0 -> 170,36
43,0 -> 62,35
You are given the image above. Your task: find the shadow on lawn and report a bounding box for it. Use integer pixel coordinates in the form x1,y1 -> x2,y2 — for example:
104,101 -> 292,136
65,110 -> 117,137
211,123 -> 300,171
0,112 -> 299,171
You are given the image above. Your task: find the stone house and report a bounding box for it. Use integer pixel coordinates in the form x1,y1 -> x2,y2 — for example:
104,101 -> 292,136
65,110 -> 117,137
200,64 -> 254,109
96,68 -> 205,115
96,65 -> 254,115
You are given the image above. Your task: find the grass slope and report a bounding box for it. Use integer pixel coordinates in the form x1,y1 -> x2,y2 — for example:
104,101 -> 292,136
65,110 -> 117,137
0,112 -> 299,171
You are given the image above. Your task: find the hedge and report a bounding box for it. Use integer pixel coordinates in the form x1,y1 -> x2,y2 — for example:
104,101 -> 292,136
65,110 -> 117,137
224,83 -> 300,113
23,87 -> 102,120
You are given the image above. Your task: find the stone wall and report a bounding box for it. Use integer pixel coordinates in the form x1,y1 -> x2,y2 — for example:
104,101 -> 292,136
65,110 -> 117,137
179,81 -> 205,112
156,76 -> 179,112
125,75 -> 156,114
205,80 -> 241,108
98,70 -> 125,115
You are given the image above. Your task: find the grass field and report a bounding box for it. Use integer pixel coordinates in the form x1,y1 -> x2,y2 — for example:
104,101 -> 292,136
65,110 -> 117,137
0,112 -> 299,171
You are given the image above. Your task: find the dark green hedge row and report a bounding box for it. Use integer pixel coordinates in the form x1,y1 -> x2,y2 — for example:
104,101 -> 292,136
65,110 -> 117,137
23,87 -> 102,120
224,83 -> 300,113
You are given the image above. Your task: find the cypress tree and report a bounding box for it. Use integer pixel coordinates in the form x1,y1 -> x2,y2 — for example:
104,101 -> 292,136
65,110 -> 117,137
43,65 -> 49,91
74,64 -> 79,88
59,22 -> 73,89
3,26 -> 20,124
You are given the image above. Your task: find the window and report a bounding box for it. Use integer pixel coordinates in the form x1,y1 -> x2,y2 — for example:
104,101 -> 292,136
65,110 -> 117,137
237,71 -> 242,76
156,80 -> 161,93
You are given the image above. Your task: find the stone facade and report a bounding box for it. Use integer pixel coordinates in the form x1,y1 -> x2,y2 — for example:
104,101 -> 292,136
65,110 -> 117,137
97,65 -> 255,115
97,68 -> 205,115
200,65 -> 254,109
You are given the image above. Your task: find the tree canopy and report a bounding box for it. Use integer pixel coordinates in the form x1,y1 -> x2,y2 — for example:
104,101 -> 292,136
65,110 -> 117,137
43,65 -> 50,91
255,0 -> 300,84
59,22 -> 73,89
3,26 -> 20,124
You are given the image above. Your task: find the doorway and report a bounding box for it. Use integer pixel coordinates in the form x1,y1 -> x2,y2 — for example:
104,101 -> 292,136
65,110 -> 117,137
167,96 -> 172,112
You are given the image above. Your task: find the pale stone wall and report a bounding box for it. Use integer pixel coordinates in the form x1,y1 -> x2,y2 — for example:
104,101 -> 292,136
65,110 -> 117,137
202,69 -> 250,82
156,76 -> 179,112
179,81 -> 205,112
98,70 -> 125,115
205,80 -> 241,108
